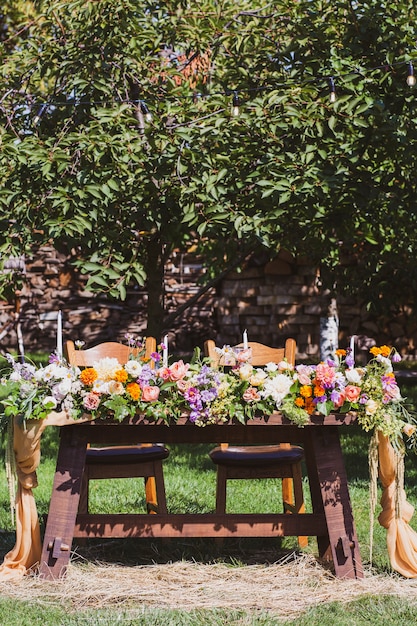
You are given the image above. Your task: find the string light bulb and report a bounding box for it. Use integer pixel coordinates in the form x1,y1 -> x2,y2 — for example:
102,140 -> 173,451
328,77 -> 337,103
406,62 -> 416,87
231,91 -> 240,116
33,103 -> 48,126
140,101 -> 152,122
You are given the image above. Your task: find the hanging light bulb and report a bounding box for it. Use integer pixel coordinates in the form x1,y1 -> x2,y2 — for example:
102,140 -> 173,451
328,77 -> 337,103
407,62 -> 416,87
231,91 -> 240,116
33,103 -> 48,126
140,101 -> 152,122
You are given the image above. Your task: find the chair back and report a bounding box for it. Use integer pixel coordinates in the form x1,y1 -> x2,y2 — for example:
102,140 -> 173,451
204,338 -> 296,368
66,337 -> 157,367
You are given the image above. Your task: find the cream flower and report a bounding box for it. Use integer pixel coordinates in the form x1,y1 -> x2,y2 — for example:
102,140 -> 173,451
261,374 -> 293,407
124,360 -> 143,377
92,357 -> 122,381
403,423 -> 417,437
107,381 -> 125,395
365,399 -> 379,415
249,369 -> 268,387
239,363 -> 254,381
345,368 -> 364,385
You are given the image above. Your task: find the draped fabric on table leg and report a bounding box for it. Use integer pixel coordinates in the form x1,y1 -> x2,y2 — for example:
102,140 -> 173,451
0,412 -> 88,581
0,416 -> 48,580
378,432 -> 417,578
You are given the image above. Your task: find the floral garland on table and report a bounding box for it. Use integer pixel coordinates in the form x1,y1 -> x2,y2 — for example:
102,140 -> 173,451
0,340 -> 416,448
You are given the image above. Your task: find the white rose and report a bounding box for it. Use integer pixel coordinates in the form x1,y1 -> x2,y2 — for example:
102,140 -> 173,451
345,368 -> 363,384
278,360 -> 293,371
249,369 -> 268,387
124,360 -> 143,377
265,362 -> 278,372
52,379 -> 72,400
42,395 -> 58,409
365,399 -> 379,415
239,363 -> 253,381
107,381 -> 125,395
376,355 -> 393,373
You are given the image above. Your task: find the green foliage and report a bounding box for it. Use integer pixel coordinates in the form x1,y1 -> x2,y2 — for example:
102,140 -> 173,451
0,0 -> 416,322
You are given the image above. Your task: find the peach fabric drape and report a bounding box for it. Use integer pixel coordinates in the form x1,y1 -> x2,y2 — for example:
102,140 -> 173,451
377,432 -> 417,578
0,412 -> 88,581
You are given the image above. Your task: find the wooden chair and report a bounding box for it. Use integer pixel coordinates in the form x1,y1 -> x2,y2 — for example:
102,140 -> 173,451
66,337 -> 168,515
204,338 -> 307,548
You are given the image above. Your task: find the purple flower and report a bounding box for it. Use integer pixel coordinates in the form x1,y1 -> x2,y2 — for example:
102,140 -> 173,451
345,355 -> 354,368
330,390 -> 343,404
201,388 -> 218,403
392,352 -> 401,363
137,364 -> 155,385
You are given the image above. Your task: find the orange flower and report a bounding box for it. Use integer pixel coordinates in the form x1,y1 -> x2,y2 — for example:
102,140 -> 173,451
295,397 -> 305,407
80,368 -> 98,386
313,385 -> 326,397
300,385 -> 312,398
115,369 -> 128,383
335,349 -> 346,357
126,382 -> 141,401
370,345 -> 391,357
305,398 -> 315,415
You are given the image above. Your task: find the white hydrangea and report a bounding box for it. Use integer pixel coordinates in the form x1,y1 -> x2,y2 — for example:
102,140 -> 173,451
261,374 -> 293,408
92,357 -> 122,381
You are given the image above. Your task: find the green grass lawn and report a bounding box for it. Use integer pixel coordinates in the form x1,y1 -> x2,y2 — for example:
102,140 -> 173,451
1,384 -> 417,624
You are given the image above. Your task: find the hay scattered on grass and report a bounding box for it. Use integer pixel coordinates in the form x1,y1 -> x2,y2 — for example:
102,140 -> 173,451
2,551 -> 417,618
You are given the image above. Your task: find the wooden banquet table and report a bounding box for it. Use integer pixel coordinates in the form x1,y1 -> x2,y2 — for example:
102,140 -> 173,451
37,411 -> 364,580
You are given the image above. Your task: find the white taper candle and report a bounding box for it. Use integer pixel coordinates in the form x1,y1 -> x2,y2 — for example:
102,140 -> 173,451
162,334 -> 168,367
57,310 -> 63,358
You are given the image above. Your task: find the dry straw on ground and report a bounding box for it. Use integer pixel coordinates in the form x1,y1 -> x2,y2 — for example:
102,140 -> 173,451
2,552 -> 417,619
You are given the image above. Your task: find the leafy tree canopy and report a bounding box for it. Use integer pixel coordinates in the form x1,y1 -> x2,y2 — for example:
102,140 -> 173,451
0,0 -> 416,334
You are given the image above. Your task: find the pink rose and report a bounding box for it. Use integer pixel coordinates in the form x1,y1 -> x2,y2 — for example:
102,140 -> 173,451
344,385 -> 361,403
157,366 -> 171,381
296,364 -> 314,386
141,385 -> 160,401
243,387 -> 261,403
83,392 -> 101,411
176,379 -> 191,393
236,348 -> 252,363
168,360 -> 189,382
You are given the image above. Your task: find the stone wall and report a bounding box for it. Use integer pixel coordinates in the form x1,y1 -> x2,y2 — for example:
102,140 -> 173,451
0,246 -> 416,361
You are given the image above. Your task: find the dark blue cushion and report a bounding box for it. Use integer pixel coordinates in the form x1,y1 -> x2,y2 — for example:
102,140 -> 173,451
86,444 -> 169,465
209,445 -> 304,467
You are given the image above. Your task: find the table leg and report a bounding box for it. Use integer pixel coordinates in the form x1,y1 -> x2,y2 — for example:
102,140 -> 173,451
39,428 -> 87,579
304,427 -> 363,579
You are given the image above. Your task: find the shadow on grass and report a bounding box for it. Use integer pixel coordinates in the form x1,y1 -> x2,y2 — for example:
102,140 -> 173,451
71,535 -> 308,569
0,530 -> 16,561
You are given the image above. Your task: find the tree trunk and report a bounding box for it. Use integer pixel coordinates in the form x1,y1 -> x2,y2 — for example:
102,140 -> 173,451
319,296 -> 339,361
145,236 -> 165,341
